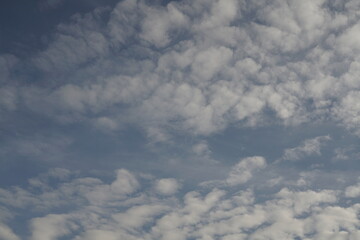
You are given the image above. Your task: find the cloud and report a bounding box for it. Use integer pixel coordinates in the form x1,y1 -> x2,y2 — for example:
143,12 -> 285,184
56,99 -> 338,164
110,169 -> 140,195
0,224 -> 19,240
0,0 -> 357,139
0,167 -> 359,240
30,214 -> 76,240
154,178 -> 181,196
280,135 -> 331,162
334,91 -> 360,134
226,156 -> 267,186
345,182 -> 360,198
3,0 -> 360,239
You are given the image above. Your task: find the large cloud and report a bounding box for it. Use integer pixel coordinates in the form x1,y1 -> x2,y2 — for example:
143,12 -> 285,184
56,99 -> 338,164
1,0 -> 360,138
0,163 -> 360,240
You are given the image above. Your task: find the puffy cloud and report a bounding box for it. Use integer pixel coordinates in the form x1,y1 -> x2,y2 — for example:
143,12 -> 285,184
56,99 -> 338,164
0,167 -> 359,240
140,3 -> 188,47
334,91 -> 360,134
154,178 -> 181,196
30,214 -> 76,240
345,183 -> 360,198
113,204 -> 169,230
110,169 -> 139,195
226,156 -> 267,186
2,0 -> 359,138
0,224 -> 19,240
4,0 -> 360,238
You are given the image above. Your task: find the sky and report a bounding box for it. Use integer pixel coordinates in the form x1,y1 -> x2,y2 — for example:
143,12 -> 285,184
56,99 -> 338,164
1,0 -> 360,239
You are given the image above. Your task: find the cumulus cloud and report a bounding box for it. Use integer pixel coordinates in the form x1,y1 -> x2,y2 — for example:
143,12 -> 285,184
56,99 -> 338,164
154,178 -> 181,195
0,167 -> 359,240
30,214 -> 75,240
345,182 -> 360,198
0,0 -> 358,138
0,224 -> 19,240
4,0 -> 360,238
110,169 -> 140,195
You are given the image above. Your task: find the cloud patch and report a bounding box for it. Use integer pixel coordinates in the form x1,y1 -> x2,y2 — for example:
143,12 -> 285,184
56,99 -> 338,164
280,135 -> 331,162
1,0 -> 360,138
0,166 -> 359,240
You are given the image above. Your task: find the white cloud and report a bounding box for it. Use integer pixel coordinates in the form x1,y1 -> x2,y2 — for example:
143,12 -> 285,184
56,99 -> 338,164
0,167 -> 359,240
110,169 -> 139,195
154,178 -> 181,196
345,183 -> 360,198
0,224 -> 19,240
140,3 -> 188,48
335,91 -> 360,134
30,214 -> 76,240
112,204 -> 168,230
226,156 -> 267,186
0,0 -> 356,139
281,135 -> 331,161
4,0 -> 360,236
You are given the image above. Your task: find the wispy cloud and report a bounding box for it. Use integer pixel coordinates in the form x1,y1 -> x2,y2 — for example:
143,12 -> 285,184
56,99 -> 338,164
279,135 -> 331,162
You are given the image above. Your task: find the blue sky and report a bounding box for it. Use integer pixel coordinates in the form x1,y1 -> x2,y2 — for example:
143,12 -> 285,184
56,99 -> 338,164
2,0 -> 360,239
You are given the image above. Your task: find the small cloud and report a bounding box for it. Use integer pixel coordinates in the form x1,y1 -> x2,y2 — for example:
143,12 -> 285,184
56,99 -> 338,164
191,140 -> 218,164
192,141 -> 211,156
279,135 -> 331,162
110,169 -> 139,195
154,178 -> 181,196
226,156 -> 267,186
93,117 -> 119,131
345,183 -> 360,198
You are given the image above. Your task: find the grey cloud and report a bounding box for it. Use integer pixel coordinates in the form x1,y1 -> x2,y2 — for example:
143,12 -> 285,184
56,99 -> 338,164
30,214 -> 75,240
345,182 -> 360,198
0,224 -> 19,240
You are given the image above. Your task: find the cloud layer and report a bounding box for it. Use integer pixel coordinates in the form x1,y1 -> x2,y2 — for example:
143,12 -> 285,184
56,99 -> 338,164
1,160 -> 360,240
2,0 -> 360,138
2,0 -> 360,239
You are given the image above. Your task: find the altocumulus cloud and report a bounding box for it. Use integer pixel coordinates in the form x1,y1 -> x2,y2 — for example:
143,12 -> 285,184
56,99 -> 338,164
2,0 -> 360,239
1,163 -> 360,239
3,0 -> 360,136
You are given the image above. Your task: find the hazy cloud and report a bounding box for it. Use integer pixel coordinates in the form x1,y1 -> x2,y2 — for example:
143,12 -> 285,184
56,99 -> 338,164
281,135 -> 331,162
